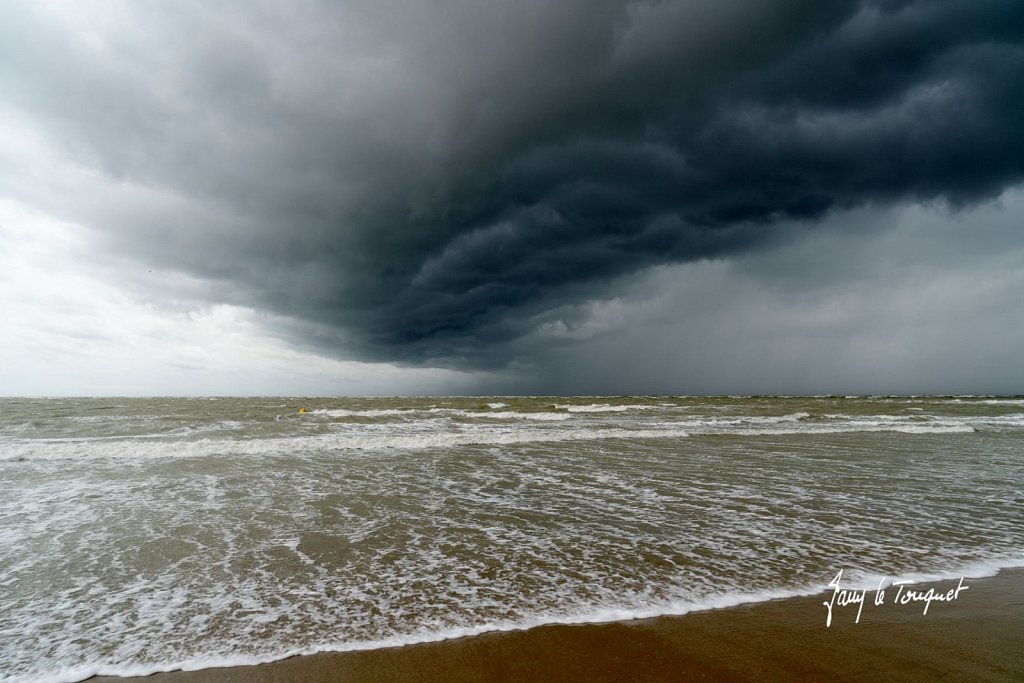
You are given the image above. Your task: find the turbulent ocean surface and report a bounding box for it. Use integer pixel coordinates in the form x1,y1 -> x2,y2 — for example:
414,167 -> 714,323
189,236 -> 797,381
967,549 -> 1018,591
1,396 -> 1023,681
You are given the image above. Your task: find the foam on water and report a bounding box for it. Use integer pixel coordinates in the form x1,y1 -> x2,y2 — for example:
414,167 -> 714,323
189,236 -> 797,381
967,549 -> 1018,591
447,410 -> 572,421
0,425 -> 694,463
311,408 -> 414,418
6,404 -> 1020,465
953,398 -> 1024,405
556,403 -> 658,412
2,396 -> 1023,682
0,591 -> 837,682
0,419 -> 988,464
14,558 -> 1024,683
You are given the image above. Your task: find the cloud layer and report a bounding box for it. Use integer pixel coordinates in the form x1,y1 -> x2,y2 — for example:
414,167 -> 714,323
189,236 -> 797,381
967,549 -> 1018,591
2,0 -> 1023,386
491,192 -> 1024,395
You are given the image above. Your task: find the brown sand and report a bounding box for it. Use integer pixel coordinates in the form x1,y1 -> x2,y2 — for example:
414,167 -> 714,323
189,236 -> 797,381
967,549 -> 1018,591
93,569 -> 1024,682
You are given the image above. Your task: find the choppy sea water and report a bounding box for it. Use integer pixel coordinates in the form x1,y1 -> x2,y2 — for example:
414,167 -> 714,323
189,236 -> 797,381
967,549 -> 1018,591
1,396 -> 1022,682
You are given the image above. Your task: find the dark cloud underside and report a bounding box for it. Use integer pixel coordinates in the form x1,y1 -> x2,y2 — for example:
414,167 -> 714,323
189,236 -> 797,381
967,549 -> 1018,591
2,0 -> 1022,368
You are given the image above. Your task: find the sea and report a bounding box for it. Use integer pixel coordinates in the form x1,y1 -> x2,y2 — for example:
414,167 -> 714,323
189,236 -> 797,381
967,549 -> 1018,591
1,395 -> 1022,682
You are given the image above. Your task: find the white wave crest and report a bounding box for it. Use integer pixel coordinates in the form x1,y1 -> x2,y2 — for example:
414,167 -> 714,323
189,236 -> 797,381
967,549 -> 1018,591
0,427 -> 691,463
557,404 -> 657,413
25,557 -> 1024,683
453,410 -> 572,421
310,408 -> 414,418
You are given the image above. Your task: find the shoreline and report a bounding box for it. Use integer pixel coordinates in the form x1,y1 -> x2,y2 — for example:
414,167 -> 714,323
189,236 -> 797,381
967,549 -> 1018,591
91,568 -> 1024,682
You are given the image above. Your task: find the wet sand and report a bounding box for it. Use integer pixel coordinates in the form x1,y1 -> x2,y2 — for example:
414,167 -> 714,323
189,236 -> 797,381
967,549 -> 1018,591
94,569 -> 1024,682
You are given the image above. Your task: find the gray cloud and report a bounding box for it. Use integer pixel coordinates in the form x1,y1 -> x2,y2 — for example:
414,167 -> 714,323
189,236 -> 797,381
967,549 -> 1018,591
1,0 -> 1022,375
485,192 -> 1024,395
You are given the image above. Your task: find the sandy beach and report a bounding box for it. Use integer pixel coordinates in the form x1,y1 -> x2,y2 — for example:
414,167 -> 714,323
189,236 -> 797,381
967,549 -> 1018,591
92,568 -> 1024,683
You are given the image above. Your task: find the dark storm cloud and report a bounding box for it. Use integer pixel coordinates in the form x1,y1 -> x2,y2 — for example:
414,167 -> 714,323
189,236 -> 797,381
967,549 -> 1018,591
2,0 -> 1022,367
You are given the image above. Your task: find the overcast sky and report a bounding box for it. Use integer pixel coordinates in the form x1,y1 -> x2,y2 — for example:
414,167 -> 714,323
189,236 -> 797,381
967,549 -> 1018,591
1,0 -> 1022,396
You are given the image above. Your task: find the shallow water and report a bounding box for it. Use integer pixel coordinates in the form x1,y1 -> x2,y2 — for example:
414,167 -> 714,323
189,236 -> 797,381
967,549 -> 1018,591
1,396 -> 1022,681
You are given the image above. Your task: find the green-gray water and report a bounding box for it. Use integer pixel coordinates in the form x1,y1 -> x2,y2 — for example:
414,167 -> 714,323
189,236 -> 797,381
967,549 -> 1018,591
1,396 -> 1022,681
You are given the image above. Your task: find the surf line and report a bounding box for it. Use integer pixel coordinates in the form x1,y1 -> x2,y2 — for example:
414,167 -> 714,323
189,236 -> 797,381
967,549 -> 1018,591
823,569 -> 970,626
